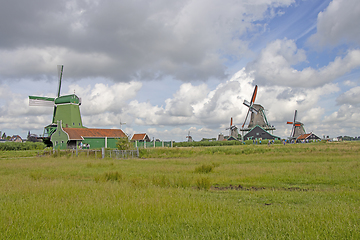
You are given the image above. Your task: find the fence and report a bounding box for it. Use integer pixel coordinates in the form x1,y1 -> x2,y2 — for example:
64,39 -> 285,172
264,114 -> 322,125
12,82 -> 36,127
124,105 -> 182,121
39,148 -> 139,159
133,140 -> 173,148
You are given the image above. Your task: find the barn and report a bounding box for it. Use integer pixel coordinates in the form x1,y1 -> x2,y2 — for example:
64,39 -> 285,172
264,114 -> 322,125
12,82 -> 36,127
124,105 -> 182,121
243,125 -> 280,141
51,123 -> 127,149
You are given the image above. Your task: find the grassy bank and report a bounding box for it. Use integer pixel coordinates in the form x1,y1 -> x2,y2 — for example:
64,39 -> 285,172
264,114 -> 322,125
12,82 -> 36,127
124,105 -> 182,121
1,142 -> 359,238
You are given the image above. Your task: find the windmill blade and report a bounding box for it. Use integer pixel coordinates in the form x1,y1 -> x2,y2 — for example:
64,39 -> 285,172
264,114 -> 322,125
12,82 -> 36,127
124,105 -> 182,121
250,85 -> 258,104
242,108 -> 250,128
243,100 -> 251,108
52,106 -> 57,123
293,110 -> 297,124
57,65 -> 64,97
287,121 -> 293,125
29,96 -> 55,107
290,124 -> 295,138
230,117 -> 233,127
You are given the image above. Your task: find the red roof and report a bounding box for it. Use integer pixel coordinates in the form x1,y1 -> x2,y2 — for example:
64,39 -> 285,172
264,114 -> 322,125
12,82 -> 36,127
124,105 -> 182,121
297,133 -> 311,140
63,128 -> 126,140
131,133 -> 148,141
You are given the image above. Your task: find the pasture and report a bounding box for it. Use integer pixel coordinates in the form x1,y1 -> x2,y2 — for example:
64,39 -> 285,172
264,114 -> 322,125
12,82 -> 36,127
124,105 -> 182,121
1,142 -> 359,239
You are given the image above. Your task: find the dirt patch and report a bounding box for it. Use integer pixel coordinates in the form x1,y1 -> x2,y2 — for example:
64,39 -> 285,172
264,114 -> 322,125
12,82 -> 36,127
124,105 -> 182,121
211,184 -> 309,191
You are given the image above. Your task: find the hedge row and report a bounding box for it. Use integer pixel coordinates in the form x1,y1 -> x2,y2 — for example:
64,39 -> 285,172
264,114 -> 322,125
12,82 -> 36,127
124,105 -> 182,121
0,142 -> 46,151
174,140 -> 243,147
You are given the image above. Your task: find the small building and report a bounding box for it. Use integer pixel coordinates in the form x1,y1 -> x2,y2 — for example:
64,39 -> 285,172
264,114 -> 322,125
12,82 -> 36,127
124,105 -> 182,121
227,136 -> 238,141
296,133 -> 321,142
243,125 -> 280,141
9,135 -> 23,142
51,123 -> 127,149
131,133 -> 151,142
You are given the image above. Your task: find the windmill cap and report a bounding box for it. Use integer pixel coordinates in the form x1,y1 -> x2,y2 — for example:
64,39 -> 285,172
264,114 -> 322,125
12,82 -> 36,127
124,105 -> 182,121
55,94 -> 81,105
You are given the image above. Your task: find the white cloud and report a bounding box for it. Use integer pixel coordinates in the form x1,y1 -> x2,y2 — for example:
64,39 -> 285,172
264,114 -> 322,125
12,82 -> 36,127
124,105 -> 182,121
0,0 -> 295,82
246,38 -> 360,87
309,0 -> 360,47
336,86 -> 360,106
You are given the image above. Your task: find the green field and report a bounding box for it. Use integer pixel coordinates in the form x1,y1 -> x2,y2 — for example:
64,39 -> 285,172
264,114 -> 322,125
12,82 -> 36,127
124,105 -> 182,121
1,142 -> 359,239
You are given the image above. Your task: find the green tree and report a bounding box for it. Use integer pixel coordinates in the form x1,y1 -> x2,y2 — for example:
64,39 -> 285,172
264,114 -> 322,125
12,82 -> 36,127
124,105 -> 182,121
116,137 -> 132,150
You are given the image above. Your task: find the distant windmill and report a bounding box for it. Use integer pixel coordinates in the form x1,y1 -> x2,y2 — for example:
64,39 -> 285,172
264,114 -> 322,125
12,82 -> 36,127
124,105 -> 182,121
241,85 -> 275,131
120,118 -> 126,130
186,131 -> 193,142
287,110 -> 306,139
29,65 -> 84,146
226,117 -> 238,139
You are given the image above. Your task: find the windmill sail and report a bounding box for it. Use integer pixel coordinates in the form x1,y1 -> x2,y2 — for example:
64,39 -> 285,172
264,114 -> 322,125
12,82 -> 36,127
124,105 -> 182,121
57,65 -> 63,97
29,96 -> 55,107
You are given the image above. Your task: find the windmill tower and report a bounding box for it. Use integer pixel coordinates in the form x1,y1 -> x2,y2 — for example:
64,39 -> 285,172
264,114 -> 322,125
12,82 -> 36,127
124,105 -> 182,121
186,131 -> 193,142
287,110 -> 306,140
29,65 -> 84,145
240,85 -> 275,139
226,117 -> 238,140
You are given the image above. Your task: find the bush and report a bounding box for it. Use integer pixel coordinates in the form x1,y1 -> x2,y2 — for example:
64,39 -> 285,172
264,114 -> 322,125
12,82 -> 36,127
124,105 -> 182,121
116,137 -> 132,150
194,164 -> 214,173
196,177 -> 211,190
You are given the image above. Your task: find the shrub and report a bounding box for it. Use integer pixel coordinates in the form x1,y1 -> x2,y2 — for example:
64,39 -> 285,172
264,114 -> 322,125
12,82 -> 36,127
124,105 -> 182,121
116,137 -> 132,150
196,177 -> 211,190
194,164 -> 214,174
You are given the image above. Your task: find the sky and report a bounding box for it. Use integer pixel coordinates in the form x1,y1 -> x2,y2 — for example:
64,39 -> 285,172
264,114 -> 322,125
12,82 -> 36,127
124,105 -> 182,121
1,0 -> 360,141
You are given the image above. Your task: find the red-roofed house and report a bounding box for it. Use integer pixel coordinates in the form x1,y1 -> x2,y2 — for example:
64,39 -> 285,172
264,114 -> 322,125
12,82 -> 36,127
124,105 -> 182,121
50,122 -> 127,149
131,133 -> 151,142
10,135 -> 23,142
296,132 -> 320,142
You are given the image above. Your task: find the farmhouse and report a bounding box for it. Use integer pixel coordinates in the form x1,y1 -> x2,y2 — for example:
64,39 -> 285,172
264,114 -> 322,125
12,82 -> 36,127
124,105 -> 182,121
51,123 -> 127,149
296,133 -> 321,142
243,125 -> 280,141
131,133 -> 151,142
9,135 -> 23,142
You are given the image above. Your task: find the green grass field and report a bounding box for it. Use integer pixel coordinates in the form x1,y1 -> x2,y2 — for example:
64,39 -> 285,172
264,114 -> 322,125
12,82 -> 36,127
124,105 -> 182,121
1,142 -> 359,239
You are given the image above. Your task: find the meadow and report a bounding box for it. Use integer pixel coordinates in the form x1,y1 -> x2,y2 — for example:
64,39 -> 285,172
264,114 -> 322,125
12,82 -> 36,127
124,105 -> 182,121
0,142 -> 359,239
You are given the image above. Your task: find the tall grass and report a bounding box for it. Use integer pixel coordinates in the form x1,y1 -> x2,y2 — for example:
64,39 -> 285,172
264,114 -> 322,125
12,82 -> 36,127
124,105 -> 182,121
0,142 -> 359,238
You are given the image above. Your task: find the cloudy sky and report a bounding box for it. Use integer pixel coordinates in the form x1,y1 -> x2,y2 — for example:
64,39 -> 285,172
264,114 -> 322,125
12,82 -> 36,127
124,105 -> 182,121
1,0 -> 360,141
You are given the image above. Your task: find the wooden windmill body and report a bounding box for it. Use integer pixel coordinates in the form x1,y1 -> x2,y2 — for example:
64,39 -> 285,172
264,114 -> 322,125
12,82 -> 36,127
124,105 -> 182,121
240,85 -> 275,140
226,117 -> 239,140
287,110 -> 306,140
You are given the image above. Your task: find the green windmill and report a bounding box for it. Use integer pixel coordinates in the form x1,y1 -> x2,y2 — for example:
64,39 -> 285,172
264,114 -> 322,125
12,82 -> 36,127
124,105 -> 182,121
29,65 -> 85,146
